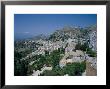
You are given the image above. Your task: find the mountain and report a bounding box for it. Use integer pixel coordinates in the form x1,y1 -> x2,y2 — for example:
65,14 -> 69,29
48,26 -> 82,41
15,25 -> 97,52
87,25 -> 97,51
26,34 -> 49,41
48,25 -> 97,51
81,25 -> 97,51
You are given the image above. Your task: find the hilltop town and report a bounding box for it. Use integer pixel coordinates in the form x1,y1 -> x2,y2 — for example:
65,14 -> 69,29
14,25 -> 97,76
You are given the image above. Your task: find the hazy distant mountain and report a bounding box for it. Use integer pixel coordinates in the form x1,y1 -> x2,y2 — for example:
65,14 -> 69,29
30,34 -> 49,40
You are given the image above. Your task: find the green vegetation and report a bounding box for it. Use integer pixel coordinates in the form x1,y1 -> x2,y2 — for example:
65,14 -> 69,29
14,57 -> 28,76
33,48 -> 65,75
14,47 -> 65,76
75,42 -> 89,51
40,70 -> 57,76
86,48 -> 97,57
41,61 -> 86,76
50,48 -> 65,68
31,48 -> 65,71
14,49 -> 33,58
14,46 -> 86,76
75,42 -> 97,57
36,43 -> 43,46
63,61 -> 86,76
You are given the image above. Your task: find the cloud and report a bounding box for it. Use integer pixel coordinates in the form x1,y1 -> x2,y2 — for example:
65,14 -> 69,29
16,32 -> 30,34
24,32 -> 29,34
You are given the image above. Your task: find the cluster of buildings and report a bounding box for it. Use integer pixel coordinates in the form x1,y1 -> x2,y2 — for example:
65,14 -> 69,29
20,37 -> 97,76
36,40 -> 65,55
32,65 -> 52,76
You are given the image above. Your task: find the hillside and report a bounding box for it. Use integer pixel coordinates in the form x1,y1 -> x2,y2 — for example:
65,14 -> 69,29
14,24 -> 97,76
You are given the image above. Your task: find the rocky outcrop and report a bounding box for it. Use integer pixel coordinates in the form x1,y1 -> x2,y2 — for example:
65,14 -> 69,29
89,30 -> 97,51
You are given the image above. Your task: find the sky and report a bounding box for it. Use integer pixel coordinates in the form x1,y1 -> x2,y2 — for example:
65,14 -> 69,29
14,14 -> 97,40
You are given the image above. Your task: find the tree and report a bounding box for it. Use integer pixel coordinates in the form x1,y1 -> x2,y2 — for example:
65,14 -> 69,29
45,50 -> 49,56
81,42 -> 89,51
86,49 -> 97,57
14,59 -> 28,76
75,42 -> 82,50
41,70 -> 57,76
62,62 -> 86,76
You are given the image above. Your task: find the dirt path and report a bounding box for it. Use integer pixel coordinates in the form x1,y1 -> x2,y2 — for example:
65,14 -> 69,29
86,62 -> 97,76
59,50 -> 84,67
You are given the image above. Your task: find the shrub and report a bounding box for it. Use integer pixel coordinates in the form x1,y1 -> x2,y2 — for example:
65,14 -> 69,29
63,61 -> 86,76
75,42 -> 97,57
75,42 -> 89,51
87,49 -> 97,57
